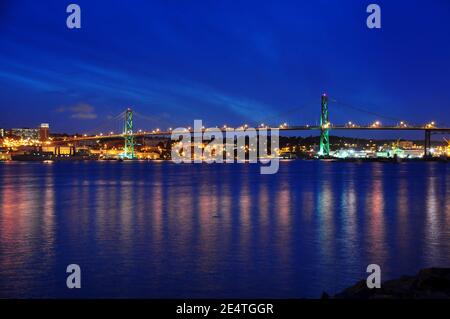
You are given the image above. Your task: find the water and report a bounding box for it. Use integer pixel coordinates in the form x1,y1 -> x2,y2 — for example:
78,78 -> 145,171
0,161 -> 449,298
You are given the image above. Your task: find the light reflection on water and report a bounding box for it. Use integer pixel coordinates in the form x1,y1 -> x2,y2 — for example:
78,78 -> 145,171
0,161 -> 449,298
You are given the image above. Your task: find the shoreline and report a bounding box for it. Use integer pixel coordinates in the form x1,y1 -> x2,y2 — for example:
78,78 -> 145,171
1,157 -> 448,163
327,268 -> 450,299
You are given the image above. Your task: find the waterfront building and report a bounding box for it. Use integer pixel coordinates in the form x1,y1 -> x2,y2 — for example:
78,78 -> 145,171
398,141 -> 414,149
10,128 -> 39,139
0,146 -> 10,161
332,149 -> 376,159
41,146 -> 75,155
376,148 -> 424,159
39,123 -> 50,141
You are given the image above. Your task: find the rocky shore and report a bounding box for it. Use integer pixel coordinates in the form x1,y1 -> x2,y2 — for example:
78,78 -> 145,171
327,268 -> 450,299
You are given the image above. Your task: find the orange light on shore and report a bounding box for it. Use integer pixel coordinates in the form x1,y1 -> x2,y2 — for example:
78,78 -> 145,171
371,121 -> 381,128
425,121 -> 436,128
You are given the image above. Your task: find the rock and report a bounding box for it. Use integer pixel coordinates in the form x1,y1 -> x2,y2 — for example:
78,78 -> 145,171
320,292 -> 330,299
333,268 -> 450,299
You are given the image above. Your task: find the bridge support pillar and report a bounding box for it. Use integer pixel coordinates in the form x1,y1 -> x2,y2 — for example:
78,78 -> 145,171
122,108 -> 135,159
319,93 -> 330,156
424,130 -> 431,158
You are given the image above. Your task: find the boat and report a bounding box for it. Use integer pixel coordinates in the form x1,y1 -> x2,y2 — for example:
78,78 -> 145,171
11,152 -> 53,162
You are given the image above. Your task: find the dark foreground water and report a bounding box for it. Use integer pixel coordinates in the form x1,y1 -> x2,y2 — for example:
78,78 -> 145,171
0,161 -> 449,298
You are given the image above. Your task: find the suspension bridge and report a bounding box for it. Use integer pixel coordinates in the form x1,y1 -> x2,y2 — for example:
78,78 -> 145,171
61,94 -> 450,159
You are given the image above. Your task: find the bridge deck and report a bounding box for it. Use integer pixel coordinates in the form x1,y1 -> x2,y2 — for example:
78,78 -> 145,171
58,126 -> 450,142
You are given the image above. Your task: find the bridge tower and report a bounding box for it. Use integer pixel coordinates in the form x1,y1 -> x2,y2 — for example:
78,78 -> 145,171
319,93 -> 330,156
122,108 -> 135,159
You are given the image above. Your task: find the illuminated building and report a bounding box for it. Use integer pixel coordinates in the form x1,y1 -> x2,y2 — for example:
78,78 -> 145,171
0,128 -> 4,138
398,141 -> 413,149
39,123 -> 50,141
11,128 -> 39,139
41,146 -> 75,155
0,146 -> 9,161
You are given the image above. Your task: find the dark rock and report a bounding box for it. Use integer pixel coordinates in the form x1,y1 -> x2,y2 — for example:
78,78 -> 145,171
321,292 -> 330,299
334,268 -> 450,299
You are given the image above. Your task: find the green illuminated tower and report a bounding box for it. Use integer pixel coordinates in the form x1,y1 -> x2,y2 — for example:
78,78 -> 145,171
319,93 -> 330,156
123,108 -> 135,159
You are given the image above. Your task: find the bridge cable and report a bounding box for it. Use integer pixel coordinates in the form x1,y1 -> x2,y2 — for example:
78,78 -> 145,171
250,103 -> 317,127
86,110 -> 126,135
330,98 -> 404,123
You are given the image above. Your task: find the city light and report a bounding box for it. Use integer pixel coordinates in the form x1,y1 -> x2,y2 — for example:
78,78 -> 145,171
425,121 -> 436,128
1,107 -> 449,162
371,121 -> 381,128
322,122 -> 331,129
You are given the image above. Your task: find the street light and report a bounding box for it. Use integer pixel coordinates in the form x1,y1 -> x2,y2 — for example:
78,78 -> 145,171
371,121 -> 381,128
426,121 -> 436,128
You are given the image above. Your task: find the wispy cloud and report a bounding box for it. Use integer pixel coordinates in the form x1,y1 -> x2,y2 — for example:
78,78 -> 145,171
56,103 -> 98,120
0,38 -> 278,124
73,62 -> 278,121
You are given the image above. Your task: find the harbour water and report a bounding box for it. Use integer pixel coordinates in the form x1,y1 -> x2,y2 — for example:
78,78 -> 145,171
0,161 -> 449,298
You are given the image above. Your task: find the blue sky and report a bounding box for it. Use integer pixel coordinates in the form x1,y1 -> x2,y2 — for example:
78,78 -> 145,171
0,0 -> 449,135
